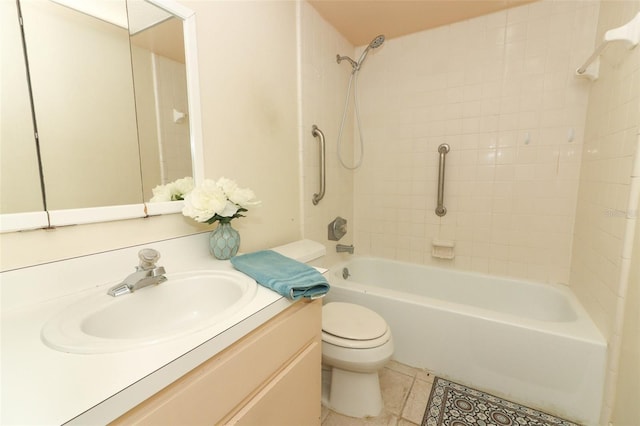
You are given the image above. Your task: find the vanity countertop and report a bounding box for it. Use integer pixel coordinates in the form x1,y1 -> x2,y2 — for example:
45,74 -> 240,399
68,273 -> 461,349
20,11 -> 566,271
0,233 -> 293,425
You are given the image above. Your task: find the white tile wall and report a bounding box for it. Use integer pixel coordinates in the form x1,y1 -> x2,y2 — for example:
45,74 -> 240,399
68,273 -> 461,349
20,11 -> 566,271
569,2 -> 640,423
154,54 -> 192,184
299,2 -> 638,420
570,0 -> 640,341
299,1 -> 356,266
612,201 -> 640,424
350,0 -> 599,284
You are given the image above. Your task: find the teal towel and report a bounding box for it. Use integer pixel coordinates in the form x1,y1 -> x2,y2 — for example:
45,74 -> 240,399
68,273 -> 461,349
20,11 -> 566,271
231,250 -> 330,300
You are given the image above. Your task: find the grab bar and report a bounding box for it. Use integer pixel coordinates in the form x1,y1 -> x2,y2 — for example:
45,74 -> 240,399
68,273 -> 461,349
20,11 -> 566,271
312,125 -> 325,205
435,143 -> 450,217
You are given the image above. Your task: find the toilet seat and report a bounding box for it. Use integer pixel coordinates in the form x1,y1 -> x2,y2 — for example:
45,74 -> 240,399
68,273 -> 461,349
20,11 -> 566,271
322,302 -> 390,349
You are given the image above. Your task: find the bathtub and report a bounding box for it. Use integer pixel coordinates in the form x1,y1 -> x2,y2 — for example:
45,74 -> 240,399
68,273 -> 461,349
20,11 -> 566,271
325,257 -> 606,426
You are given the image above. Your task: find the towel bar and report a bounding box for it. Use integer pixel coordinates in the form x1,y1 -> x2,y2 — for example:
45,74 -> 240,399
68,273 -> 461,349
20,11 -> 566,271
576,11 -> 640,80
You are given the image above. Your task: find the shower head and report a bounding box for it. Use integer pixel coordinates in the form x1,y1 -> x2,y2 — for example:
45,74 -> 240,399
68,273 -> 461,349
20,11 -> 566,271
368,34 -> 385,49
337,34 -> 385,73
356,34 -> 385,69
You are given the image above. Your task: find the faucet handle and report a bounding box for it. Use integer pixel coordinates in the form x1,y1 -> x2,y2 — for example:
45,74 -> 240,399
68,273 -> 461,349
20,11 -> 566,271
138,248 -> 161,270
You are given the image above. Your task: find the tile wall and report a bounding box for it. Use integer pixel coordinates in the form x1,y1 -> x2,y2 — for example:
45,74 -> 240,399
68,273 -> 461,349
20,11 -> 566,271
132,50 -> 190,201
570,0 -> 640,341
351,0 -> 599,284
153,54 -> 192,185
300,0 -> 639,422
568,1 -> 640,423
299,1 -> 357,267
612,209 -> 640,425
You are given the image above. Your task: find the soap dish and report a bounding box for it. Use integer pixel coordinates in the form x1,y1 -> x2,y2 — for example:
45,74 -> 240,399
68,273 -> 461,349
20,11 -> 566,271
432,239 -> 455,259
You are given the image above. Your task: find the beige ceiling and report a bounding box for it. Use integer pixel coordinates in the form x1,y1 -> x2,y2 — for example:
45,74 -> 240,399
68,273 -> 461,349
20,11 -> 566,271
308,0 -> 538,46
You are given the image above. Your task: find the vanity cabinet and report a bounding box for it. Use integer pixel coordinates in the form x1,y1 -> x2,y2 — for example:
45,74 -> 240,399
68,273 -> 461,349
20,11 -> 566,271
110,299 -> 322,426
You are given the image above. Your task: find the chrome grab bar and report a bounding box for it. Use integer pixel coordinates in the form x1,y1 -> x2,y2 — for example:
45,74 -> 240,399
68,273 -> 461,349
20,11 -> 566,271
435,143 -> 450,217
312,125 -> 326,205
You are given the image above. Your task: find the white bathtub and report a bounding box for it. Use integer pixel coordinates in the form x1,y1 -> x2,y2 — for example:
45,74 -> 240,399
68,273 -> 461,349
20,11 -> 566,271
325,257 -> 606,426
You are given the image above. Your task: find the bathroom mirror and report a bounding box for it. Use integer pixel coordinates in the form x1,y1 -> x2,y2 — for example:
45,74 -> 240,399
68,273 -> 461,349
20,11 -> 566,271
0,0 -> 203,232
128,2 -> 193,202
0,0 -> 47,229
22,0 -> 143,211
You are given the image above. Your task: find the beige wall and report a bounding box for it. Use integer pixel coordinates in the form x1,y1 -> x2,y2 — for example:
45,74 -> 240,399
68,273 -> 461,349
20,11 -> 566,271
299,1 -> 357,267
184,0 -> 301,251
0,1 -> 301,271
351,0 -> 598,284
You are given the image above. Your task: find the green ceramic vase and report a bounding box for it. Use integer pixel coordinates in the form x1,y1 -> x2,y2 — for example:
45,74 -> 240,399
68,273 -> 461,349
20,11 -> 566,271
209,222 -> 240,260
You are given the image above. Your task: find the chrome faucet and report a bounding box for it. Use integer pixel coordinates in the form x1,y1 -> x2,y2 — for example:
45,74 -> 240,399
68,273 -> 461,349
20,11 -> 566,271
107,248 -> 167,297
336,244 -> 354,254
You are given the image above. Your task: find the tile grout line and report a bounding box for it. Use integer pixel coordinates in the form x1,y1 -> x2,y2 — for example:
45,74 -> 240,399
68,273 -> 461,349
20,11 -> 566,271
399,374 -> 417,422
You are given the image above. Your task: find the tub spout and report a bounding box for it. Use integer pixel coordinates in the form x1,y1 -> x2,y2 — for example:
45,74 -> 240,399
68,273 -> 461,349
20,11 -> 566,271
336,244 -> 354,254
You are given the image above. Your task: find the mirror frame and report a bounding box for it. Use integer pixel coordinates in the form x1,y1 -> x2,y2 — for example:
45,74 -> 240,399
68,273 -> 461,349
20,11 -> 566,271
0,0 -> 203,233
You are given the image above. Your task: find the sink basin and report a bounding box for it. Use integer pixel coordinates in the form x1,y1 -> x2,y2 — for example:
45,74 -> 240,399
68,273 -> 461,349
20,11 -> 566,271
41,270 -> 258,354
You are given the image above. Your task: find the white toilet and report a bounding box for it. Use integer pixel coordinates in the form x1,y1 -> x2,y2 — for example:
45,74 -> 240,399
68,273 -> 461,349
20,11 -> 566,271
321,302 -> 394,418
270,240 -> 394,417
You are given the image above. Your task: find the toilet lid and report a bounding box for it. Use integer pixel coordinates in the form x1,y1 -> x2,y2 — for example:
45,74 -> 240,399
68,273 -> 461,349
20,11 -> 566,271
322,302 -> 388,341
322,328 -> 391,349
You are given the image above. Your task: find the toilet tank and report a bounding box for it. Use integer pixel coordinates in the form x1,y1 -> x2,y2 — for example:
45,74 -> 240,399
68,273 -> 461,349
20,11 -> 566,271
271,240 -> 326,265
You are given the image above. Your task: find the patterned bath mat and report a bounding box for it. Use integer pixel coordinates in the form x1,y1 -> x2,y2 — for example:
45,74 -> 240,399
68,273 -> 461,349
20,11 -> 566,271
422,377 -> 580,426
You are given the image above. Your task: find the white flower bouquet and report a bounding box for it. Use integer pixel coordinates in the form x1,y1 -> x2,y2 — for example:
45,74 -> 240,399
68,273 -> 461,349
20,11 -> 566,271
182,177 -> 259,225
149,177 -> 194,202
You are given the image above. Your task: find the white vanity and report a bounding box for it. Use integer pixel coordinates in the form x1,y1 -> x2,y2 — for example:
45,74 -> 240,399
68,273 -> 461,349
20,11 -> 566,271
1,233 -> 322,425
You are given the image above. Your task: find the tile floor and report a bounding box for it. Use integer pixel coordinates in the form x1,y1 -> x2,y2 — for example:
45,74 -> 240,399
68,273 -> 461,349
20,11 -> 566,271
320,360 -> 434,426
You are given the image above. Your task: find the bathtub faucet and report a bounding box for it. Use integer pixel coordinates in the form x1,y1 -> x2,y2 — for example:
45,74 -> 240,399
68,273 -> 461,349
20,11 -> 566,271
336,244 -> 354,254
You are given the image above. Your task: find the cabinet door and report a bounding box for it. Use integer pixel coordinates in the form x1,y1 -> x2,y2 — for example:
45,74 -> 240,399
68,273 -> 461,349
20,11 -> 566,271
224,340 -> 321,426
110,300 -> 321,426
